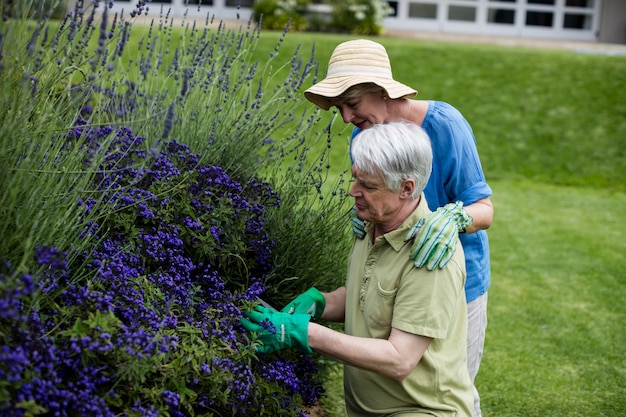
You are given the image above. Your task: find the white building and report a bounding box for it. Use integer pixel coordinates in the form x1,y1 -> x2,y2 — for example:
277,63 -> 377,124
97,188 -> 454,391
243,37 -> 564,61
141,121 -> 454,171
104,0 -> 626,44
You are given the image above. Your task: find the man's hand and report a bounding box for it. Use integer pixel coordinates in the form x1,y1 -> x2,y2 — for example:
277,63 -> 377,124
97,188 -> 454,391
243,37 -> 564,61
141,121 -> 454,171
281,287 -> 326,320
406,201 -> 472,270
240,305 -> 312,354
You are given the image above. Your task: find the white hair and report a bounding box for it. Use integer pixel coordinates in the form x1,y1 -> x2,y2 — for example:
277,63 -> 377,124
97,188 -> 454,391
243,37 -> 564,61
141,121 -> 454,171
351,121 -> 432,199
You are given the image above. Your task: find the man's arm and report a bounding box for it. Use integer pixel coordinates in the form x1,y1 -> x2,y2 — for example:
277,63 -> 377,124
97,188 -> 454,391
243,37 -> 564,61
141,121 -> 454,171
319,287 -> 346,322
308,324 -> 432,381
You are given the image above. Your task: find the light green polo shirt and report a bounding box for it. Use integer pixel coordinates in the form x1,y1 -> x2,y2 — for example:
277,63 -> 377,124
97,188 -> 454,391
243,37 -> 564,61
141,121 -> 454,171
343,194 -> 474,417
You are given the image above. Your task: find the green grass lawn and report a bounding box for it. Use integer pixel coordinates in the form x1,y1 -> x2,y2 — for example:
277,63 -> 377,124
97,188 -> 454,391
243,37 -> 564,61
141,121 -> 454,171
246,31 -> 626,416
482,180 -> 625,416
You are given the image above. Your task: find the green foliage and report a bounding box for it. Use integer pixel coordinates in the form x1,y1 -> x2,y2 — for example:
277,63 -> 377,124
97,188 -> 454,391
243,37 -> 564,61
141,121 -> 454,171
253,0 -> 310,31
253,0 -> 393,35
39,0 -> 67,19
0,10 -> 114,273
3,0 -> 67,19
328,0 -> 393,35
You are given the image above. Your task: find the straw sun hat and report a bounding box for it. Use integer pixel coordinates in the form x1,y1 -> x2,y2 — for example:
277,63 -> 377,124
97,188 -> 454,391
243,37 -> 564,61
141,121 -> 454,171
304,39 -> 417,110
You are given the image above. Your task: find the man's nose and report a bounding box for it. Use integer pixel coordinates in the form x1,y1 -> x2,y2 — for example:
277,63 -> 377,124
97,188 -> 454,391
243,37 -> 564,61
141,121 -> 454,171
348,182 -> 359,197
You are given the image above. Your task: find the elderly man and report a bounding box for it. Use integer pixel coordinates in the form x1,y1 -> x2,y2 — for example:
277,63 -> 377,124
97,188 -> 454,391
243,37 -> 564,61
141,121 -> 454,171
242,121 -> 473,417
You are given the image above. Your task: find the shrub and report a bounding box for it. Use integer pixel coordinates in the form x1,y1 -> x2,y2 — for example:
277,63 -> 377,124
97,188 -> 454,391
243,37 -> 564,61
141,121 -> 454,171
253,0 -> 311,31
329,0 -> 393,35
252,0 -> 393,36
0,121 -> 326,415
0,0 -> 350,415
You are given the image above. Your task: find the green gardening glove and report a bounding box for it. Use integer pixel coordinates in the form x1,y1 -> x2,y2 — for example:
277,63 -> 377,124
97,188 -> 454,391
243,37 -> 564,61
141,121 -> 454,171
406,201 -> 472,270
240,305 -> 312,354
350,205 -> 366,239
281,287 -> 326,321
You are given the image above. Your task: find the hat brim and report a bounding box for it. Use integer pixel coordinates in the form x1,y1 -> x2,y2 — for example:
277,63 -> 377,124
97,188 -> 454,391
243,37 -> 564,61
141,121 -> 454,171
304,75 -> 417,110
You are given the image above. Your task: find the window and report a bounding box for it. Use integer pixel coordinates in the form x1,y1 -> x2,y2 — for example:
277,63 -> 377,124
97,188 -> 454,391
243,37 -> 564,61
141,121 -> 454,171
528,0 -> 554,4
409,3 -> 437,19
566,0 -> 593,7
564,13 -> 591,29
226,0 -> 253,7
526,11 -> 553,26
388,1 -> 399,17
448,6 -> 476,22
488,8 -> 515,24
185,0 -> 214,5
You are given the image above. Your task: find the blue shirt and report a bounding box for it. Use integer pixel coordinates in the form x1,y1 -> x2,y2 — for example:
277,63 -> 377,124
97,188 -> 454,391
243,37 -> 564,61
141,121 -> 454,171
351,101 -> 492,302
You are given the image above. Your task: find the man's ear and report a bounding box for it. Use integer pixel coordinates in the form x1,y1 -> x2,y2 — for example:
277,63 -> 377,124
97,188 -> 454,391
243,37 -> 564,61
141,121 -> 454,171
400,178 -> 415,199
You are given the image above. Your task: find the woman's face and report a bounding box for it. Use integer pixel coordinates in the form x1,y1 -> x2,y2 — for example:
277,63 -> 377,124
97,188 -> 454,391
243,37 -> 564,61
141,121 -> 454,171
334,92 -> 388,130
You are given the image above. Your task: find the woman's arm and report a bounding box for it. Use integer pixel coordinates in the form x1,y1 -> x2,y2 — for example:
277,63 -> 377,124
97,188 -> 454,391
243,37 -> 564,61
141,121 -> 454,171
463,197 -> 494,234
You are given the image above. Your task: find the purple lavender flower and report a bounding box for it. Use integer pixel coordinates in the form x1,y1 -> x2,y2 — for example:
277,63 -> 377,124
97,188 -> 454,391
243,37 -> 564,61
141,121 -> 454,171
0,116 -> 320,415
1,5 -> 336,412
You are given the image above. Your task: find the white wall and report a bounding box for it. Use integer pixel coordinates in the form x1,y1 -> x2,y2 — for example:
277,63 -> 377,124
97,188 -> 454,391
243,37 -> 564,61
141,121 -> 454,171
74,0 -> 624,44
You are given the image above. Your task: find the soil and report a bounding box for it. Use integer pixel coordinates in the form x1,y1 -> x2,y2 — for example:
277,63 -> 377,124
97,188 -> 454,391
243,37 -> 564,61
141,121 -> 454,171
303,403 -> 328,417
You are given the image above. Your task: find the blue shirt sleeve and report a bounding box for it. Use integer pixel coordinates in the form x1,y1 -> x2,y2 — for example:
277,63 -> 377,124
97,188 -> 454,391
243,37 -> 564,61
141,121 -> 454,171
421,101 -> 492,300
421,101 -> 492,210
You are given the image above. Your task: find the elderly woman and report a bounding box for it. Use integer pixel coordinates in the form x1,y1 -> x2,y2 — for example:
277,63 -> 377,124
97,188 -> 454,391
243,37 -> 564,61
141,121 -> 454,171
242,121 -> 474,417
302,39 -> 493,417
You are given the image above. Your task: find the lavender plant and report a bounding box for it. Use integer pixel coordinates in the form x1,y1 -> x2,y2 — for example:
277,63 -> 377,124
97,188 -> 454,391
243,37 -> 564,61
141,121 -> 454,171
1,0 -> 350,415
1,121 -> 323,415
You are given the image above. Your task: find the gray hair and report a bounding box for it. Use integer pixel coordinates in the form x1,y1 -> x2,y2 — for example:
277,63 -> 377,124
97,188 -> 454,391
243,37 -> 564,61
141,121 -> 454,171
351,121 -> 432,199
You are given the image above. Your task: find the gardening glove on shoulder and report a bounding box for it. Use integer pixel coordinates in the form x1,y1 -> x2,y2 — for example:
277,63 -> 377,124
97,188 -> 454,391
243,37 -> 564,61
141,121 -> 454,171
406,201 -> 472,271
350,205 -> 366,239
281,287 -> 326,321
240,305 -> 312,354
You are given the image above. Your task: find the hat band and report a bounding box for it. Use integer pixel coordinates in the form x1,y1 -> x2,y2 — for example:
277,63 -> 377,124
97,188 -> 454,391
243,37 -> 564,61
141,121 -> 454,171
327,65 -> 393,79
